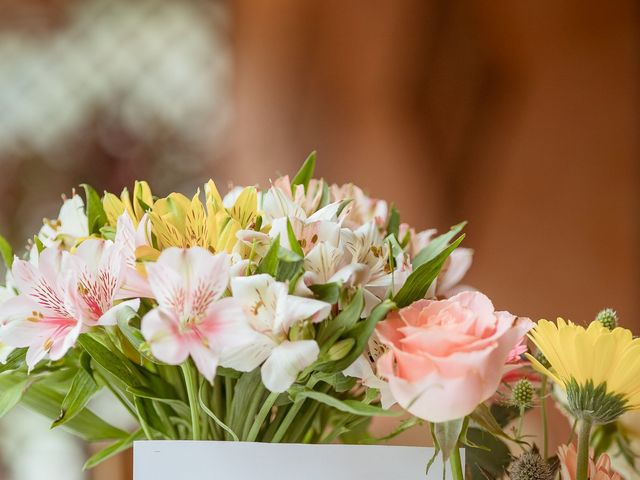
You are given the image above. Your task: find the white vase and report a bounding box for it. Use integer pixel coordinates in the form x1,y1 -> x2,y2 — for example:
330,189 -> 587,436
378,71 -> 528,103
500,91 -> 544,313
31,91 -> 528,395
133,441 -> 461,479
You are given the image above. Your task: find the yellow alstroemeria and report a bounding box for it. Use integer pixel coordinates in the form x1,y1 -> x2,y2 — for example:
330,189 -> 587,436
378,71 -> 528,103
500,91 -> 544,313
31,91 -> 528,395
103,180 -> 153,226
147,181 -> 258,254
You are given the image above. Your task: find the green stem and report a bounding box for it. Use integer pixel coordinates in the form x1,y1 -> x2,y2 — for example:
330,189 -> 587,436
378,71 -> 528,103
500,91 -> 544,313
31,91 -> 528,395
224,377 -> 234,425
449,446 -> 464,480
576,418 -> 593,480
272,378 -> 318,443
540,378 -> 549,459
516,406 -> 525,440
181,362 -> 201,440
246,392 -> 279,442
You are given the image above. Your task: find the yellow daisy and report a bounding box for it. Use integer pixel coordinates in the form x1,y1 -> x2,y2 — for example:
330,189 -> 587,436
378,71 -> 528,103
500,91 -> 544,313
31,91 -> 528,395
527,318 -> 640,423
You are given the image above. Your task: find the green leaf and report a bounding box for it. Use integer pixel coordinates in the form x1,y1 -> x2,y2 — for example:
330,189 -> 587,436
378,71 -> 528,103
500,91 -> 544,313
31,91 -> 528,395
313,372 -> 357,393
52,367 -> 99,428
127,387 -> 190,418
81,184 -> 108,235
432,418 -> 465,462
0,233 -> 13,270
33,235 -> 45,254
256,235 -> 280,276
84,429 -> 144,470
198,379 -> 239,441
316,289 -> 364,347
293,390 -> 399,417
309,283 -> 341,304
0,374 -> 127,441
286,219 -> 304,257
228,369 -> 264,436
0,348 -> 26,373
78,333 -> 145,389
465,428 -> 511,479
330,299 -> 395,372
99,225 -> 116,241
116,307 -> 157,363
291,151 -> 317,191
275,247 -> 303,283
386,205 -> 400,239
394,234 -> 465,307
0,379 -> 28,418
412,221 -> 466,269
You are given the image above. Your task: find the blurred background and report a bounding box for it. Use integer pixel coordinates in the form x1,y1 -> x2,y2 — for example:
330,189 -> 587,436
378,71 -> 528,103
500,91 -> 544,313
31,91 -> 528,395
0,0 -> 638,478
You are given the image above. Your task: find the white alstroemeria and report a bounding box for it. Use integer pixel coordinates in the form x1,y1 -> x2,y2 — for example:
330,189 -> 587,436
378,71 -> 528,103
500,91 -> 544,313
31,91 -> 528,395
38,194 -> 89,249
343,333 -> 395,409
222,274 -> 331,392
113,213 -> 153,298
272,176 -> 325,217
336,222 -> 410,315
0,240 -> 141,369
330,183 -> 388,230
141,248 -> 252,382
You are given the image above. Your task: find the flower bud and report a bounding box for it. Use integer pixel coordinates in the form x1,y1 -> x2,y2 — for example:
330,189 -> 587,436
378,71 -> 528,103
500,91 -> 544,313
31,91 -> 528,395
327,338 -> 355,361
595,308 -> 618,330
289,320 -> 315,341
511,379 -> 534,409
508,451 -> 553,480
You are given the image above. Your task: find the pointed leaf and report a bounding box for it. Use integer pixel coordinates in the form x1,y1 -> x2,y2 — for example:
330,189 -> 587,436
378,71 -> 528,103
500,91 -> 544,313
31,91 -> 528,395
412,222 -> 466,269
52,367 -> 99,427
293,389 -> 399,417
81,184 -> 108,234
256,235 -> 280,276
394,234 -> 465,307
0,233 -> 13,270
84,429 -> 145,470
0,379 -> 27,418
291,151 -> 317,191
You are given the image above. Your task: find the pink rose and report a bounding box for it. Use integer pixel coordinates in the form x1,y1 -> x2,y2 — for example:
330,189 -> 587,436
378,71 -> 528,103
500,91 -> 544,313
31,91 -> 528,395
376,291 -> 533,422
558,444 -> 622,480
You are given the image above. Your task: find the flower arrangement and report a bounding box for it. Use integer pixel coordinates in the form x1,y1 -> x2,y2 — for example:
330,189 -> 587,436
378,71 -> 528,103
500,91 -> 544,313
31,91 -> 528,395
0,153 -> 635,479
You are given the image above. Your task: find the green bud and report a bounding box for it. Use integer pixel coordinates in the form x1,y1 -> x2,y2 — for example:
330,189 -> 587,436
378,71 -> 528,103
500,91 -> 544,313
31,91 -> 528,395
511,379 -> 534,409
327,338 -> 355,361
595,308 -> 618,330
289,320 -> 315,341
508,451 -> 553,480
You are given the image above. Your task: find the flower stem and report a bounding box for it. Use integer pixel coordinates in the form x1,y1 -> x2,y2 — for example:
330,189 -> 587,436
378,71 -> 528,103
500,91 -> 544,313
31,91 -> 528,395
541,377 -> 549,459
576,417 -> 593,480
246,392 -> 279,442
181,362 -> 201,441
449,446 -> 464,480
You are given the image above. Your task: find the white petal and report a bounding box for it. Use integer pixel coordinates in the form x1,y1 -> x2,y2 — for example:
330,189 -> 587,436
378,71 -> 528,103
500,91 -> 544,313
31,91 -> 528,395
57,195 -> 89,238
99,299 -> 140,326
260,340 -> 319,393
141,308 -> 189,365
281,294 -> 331,330
220,332 -> 275,372
231,274 -> 281,331
343,355 -> 374,381
306,201 -> 341,223
189,344 -> 219,383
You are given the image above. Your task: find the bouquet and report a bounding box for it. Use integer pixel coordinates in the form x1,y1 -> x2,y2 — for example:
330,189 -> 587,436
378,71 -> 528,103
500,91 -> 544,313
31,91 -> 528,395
0,153 -> 636,479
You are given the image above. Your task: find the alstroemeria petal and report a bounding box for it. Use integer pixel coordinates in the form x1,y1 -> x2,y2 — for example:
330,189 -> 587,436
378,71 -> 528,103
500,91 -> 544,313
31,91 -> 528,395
99,299 -> 141,326
220,332 -> 275,372
260,340 -> 319,393
281,294 -> 331,330
189,343 -> 219,383
141,308 -> 189,365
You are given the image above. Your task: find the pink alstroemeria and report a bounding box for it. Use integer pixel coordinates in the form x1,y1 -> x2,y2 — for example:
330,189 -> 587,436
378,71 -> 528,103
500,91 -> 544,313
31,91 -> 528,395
0,240 -> 140,369
141,247 -> 249,382
221,274 -> 331,392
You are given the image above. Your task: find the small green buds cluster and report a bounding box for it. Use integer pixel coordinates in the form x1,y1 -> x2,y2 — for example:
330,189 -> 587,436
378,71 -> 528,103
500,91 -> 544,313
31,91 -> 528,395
511,379 -> 535,409
595,308 -> 618,330
507,451 -> 553,480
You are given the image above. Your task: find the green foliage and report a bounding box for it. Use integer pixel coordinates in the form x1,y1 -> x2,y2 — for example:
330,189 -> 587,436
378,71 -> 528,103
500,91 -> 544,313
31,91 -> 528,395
394,234 -> 465,307
291,151 -> 317,191
0,233 -> 13,270
465,428 -> 512,479
292,389 -> 399,417
81,184 -> 108,234
51,367 -> 99,427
